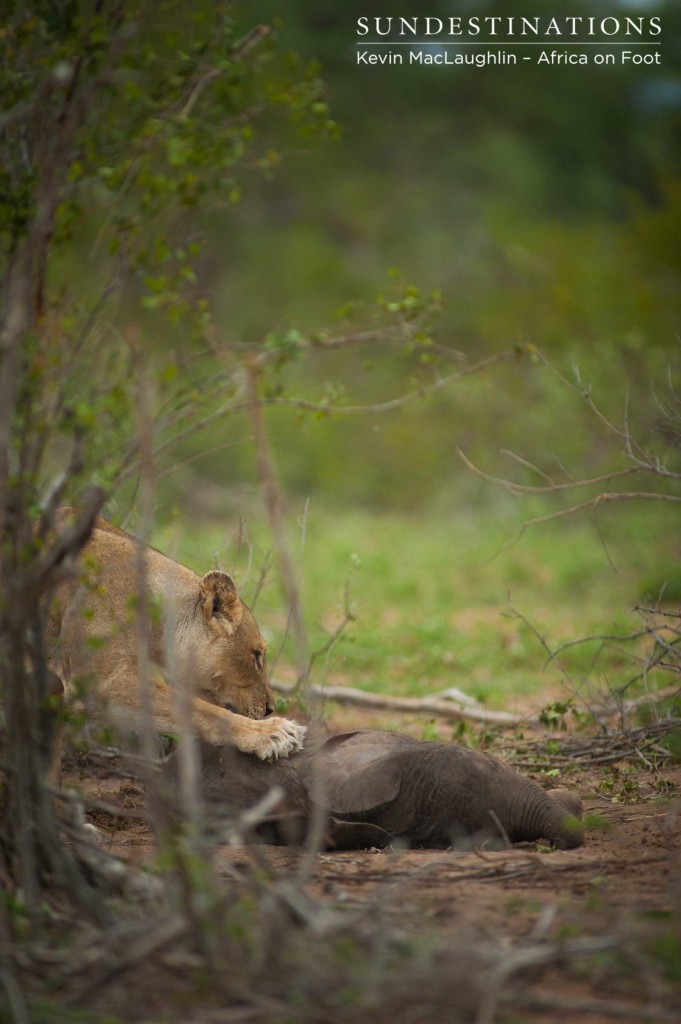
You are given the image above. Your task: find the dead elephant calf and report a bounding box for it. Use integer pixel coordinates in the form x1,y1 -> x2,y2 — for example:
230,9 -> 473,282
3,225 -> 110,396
173,730 -> 584,850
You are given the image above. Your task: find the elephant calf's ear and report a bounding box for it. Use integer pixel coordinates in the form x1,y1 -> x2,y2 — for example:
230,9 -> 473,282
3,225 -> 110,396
200,570 -> 243,633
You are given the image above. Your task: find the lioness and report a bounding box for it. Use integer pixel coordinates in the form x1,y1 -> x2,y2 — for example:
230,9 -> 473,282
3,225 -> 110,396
47,510 -> 305,760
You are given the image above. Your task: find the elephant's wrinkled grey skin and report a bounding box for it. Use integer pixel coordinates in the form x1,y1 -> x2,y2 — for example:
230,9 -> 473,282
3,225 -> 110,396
175,730 -> 584,850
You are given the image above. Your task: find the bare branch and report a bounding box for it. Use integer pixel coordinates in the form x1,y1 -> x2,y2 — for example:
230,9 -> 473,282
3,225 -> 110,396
155,435 -> 252,482
178,69 -> 222,119
497,491 -> 681,555
249,548 -> 273,612
500,448 -> 556,486
504,606 -> 588,718
178,25 -> 270,119
504,718 -> 681,769
548,627 -> 657,664
294,579 -> 356,695
23,488 -> 106,602
457,448 -> 642,495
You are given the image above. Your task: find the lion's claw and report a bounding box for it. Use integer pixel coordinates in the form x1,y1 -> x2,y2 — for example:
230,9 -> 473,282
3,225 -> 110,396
244,716 -> 306,761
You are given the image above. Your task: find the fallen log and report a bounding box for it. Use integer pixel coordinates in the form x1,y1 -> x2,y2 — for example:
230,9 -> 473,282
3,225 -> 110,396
271,680 -> 534,726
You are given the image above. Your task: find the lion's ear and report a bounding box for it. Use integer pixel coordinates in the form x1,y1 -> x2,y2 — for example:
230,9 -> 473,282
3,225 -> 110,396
200,570 -> 242,632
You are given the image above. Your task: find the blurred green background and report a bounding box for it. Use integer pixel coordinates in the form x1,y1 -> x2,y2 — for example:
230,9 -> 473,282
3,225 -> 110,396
148,0 -> 680,509
142,0 -> 681,711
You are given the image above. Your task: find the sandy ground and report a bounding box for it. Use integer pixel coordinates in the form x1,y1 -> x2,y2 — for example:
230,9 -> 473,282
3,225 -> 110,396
59,707 -> 681,1024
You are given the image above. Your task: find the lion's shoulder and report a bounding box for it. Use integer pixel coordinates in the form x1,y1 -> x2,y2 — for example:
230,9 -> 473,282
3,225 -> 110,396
55,508 -> 199,601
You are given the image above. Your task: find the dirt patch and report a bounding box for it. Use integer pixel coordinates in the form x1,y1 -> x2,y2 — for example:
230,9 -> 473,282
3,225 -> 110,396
60,731 -> 681,1024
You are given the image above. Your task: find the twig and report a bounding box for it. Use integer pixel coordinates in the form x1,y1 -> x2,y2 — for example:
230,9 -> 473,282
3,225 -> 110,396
21,488 -> 106,601
497,492 -> 681,557
249,548 -> 272,612
505,606 -> 594,721
245,364 -> 309,689
53,791 -> 152,824
500,448 -> 556,486
290,579 -> 356,699
503,719 -> 681,769
271,498 -> 313,685
635,606 -> 681,620
458,447 -> 642,495
477,935 -> 620,1024
156,436 -> 252,481
548,627 -> 658,662
66,841 -> 160,904
178,68 -> 222,119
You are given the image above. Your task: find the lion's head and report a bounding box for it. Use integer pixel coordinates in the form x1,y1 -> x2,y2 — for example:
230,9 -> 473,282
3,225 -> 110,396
177,569 -> 274,720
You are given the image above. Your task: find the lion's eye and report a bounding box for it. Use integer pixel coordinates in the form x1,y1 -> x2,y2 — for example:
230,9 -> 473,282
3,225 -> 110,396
253,650 -> 265,671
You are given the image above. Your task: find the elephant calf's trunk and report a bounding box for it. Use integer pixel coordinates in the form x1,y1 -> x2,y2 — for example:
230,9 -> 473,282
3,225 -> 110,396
545,787 -> 584,849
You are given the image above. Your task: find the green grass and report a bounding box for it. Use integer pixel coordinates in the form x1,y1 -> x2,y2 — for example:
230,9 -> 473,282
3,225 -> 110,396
154,500 -> 679,713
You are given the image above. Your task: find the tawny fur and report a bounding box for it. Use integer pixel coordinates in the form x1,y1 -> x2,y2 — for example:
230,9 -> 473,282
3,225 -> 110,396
46,510 -> 305,761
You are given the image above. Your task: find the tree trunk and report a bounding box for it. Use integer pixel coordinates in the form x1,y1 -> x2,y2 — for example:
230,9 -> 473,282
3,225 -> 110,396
0,594 -> 109,933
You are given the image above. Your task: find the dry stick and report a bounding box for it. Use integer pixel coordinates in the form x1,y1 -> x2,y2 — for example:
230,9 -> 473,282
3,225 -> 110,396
540,352 -> 644,456
53,791 -> 152,823
320,853 -> 671,888
504,720 -> 681,769
510,994 -> 681,1022
59,822 -> 162,901
271,680 -> 531,726
636,606 -> 681,620
69,915 -> 190,1007
0,969 -> 28,1024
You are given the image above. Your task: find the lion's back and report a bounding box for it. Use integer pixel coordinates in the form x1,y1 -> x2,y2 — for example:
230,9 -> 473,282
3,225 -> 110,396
48,510 -> 198,673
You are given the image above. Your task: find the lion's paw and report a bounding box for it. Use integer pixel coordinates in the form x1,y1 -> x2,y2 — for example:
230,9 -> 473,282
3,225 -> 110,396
245,716 -> 306,761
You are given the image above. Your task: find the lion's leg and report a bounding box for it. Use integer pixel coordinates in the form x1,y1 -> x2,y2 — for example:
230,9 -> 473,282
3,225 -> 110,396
96,661 -> 305,760
191,697 -> 306,760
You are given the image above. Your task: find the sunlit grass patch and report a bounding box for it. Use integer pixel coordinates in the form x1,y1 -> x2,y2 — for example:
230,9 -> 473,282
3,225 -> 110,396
155,500 -> 678,711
